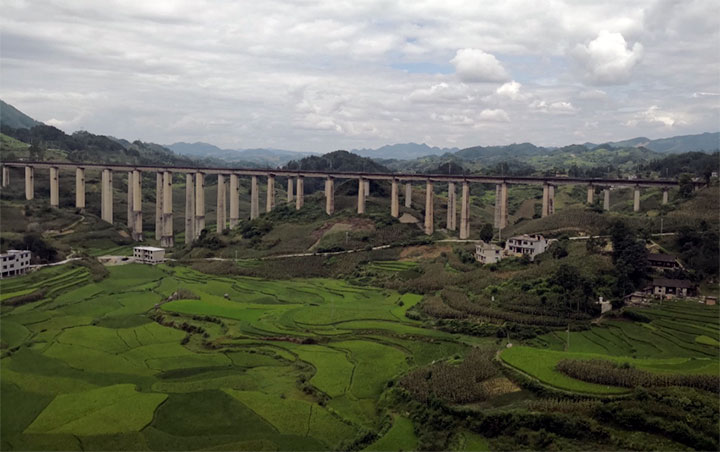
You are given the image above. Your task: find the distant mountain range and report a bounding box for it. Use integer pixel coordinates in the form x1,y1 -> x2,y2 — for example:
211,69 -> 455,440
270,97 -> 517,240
585,132 -> 719,154
351,143 -> 459,160
166,142 -> 318,167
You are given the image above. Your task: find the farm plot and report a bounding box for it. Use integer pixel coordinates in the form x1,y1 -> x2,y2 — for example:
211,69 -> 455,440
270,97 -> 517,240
0,263 -> 458,451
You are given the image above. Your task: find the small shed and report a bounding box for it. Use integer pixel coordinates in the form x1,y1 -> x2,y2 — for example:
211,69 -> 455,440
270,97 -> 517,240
648,253 -> 680,269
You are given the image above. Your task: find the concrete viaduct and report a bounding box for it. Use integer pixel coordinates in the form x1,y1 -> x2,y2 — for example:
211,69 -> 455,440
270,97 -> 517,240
1,161 -> 693,248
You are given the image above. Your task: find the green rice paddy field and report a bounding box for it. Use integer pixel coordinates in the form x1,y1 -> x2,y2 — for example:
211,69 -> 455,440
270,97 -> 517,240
501,302 -> 720,394
0,264 -> 465,451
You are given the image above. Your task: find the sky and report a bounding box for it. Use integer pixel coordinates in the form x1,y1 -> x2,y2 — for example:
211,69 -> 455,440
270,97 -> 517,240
1,0 -> 719,153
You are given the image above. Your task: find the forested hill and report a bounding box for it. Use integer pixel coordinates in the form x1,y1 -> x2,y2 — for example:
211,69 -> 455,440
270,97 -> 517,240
0,100 -> 41,129
284,150 -> 389,173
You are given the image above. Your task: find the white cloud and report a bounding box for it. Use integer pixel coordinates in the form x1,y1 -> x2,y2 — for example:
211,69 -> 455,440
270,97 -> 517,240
479,109 -> 510,122
530,100 -> 578,114
450,48 -> 509,83
626,105 -> 684,127
495,81 -> 524,100
573,31 -> 643,85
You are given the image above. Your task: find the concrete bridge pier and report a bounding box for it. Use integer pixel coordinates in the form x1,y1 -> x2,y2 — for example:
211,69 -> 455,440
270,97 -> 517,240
287,178 -> 294,203
548,184 -> 555,215
633,186 -> 641,212
424,180 -> 434,235
405,182 -> 412,208
325,177 -> 334,215
161,171 -> 173,247
127,172 -> 134,229
2,166 -> 9,187
75,168 -> 85,210
185,174 -> 195,244
391,179 -> 399,218
587,185 -> 594,204
296,176 -> 304,210
447,182 -> 456,231
250,176 -> 259,219
542,183 -> 550,217
25,166 -> 34,200
195,172 -> 205,238
662,188 -> 668,205
229,174 -> 239,228
216,174 -> 226,233
132,170 -> 142,241
50,167 -> 59,207
155,173 -> 163,239
266,175 -> 275,212
364,179 -> 370,197
499,182 -> 508,229
460,182 -> 470,239
494,184 -> 501,228
357,178 -> 366,214
603,188 -> 611,211
101,169 -> 113,223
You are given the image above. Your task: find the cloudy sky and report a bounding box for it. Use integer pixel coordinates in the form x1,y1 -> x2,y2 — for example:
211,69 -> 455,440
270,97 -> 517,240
2,0 -> 718,152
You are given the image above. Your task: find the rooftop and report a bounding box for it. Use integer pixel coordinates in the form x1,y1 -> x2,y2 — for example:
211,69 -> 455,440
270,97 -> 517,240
648,253 -> 678,263
652,278 -> 694,289
134,246 -> 165,252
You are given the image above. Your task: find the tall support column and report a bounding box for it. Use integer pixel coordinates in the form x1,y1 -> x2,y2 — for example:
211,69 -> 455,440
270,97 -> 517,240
132,170 -> 142,241
266,175 -> 275,212
460,182 -> 470,239
185,174 -> 195,244
25,166 -> 34,200
633,186 -> 640,212
390,179 -> 399,218
75,167 -> 85,210
603,188 -> 611,211
542,183 -> 550,217
101,169 -> 113,223
499,182 -> 508,229
287,178 -> 294,203
548,184 -> 555,215
325,177 -> 334,215
50,167 -> 59,207
493,184 -> 502,228
587,185 -> 594,204
155,173 -> 163,239
424,180 -> 434,235
161,171 -> 173,247
364,179 -> 370,196
357,178 -> 366,214
662,188 -> 668,205
405,183 -> 412,208
195,172 -> 205,238
229,174 -> 239,228
216,174 -> 226,233
296,176 -> 304,210
250,176 -> 259,219
2,166 -> 9,187
447,182 -> 456,230
127,171 -> 134,229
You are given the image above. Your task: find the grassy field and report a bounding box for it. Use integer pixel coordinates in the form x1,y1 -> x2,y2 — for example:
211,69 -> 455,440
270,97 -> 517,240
502,301 -> 720,394
0,263 -> 467,451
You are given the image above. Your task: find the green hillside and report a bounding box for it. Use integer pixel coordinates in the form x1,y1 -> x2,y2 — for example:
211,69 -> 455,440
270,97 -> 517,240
0,100 -> 42,130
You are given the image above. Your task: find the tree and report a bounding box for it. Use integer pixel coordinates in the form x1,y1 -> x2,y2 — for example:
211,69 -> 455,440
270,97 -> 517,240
677,173 -> 694,198
609,221 -> 649,296
479,223 -> 494,242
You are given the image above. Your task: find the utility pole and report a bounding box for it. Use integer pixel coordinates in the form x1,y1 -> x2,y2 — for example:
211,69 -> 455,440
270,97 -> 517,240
566,323 -> 570,352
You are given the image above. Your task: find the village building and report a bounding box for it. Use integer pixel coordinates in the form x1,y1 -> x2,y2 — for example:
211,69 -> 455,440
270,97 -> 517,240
504,234 -> 552,261
648,253 -> 681,269
133,246 -> 166,264
475,241 -> 503,264
651,278 -> 696,299
0,250 -> 32,278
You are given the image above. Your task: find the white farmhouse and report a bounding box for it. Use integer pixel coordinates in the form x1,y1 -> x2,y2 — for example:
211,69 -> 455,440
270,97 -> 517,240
504,234 -> 552,261
475,241 -> 504,264
0,250 -> 32,278
133,246 -> 166,264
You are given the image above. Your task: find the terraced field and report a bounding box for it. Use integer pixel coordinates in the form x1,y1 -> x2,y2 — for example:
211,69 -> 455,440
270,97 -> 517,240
0,264 -> 462,451
502,301 -> 720,394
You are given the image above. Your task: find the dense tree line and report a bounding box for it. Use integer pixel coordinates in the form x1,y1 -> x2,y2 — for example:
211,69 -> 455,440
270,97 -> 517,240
639,151 -> 720,180
557,359 -> 719,393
